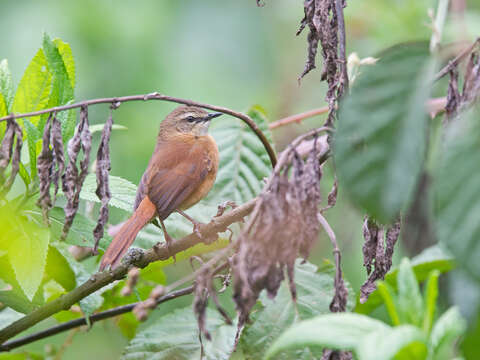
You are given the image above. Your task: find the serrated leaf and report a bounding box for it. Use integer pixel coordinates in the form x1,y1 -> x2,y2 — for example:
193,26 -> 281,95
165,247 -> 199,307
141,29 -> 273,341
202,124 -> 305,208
208,105 -> 273,204
356,245 -> 454,314
240,260 -> 355,359
434,108 -> 480,283
2,216 -> 50,300
42,33 -> 73,106
122,307 -> 236,360
53,38 -> 75,89
24,119 -> 40,180
0,59 -> 14,111
334,42 -> 433,223
25,207 -> 111,250
79,173 -> 137,212
429,307 -> 466,360
12,49 -> 53,126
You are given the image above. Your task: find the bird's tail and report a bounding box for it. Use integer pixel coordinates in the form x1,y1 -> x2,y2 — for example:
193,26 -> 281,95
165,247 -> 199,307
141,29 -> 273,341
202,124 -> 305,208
99,196 -> 156,271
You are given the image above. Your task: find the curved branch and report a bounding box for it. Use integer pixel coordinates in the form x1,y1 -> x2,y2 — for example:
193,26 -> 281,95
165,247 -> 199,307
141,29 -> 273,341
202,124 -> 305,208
0,198 -> 256,345
0,92 -> 277,167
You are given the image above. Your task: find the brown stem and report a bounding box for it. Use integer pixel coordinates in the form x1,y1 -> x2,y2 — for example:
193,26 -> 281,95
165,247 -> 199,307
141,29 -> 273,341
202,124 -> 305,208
434,38 -> 480,82
268,106 -> 329,129
0,198 -> 256,344
0,286 -> 194,352
0,92 -> 277,167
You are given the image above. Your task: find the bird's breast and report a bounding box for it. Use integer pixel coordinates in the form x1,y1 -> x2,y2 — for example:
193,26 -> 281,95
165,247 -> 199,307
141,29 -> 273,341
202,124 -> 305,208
179,135 -> 219,210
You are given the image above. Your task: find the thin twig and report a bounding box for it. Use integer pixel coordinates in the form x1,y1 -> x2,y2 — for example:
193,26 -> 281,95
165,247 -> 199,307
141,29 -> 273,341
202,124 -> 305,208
335,0 -> 349,94
0,198 -> 256,344
0,286 -> 194,352
268,106 -> 329,129
434,38 -> 480,82
0,92 -> 277,167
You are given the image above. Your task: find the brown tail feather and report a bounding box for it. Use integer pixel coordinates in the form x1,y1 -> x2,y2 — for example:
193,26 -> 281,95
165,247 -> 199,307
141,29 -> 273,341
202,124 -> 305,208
99,196 -> 156,270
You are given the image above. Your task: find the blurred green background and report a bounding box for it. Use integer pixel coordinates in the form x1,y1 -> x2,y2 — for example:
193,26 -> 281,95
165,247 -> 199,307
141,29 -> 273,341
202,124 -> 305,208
1,1 -> 480,359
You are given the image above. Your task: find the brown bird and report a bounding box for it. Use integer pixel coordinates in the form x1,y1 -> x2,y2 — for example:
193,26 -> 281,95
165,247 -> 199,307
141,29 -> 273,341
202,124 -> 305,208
99,106 -> 222,270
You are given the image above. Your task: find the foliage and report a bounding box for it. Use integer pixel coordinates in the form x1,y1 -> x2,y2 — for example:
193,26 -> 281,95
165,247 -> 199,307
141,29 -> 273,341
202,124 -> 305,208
265,258 -> 466,360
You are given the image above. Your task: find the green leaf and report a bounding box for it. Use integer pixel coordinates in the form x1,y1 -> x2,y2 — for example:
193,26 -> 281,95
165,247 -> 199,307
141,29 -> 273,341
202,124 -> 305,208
429,307 -> 466,360
209,105 -> 273,204
78,173 -> 137,212
334,42 -> 432,223
423,270 -> 440,334
24,119 -> 41,180
397,258 -> 424,326
239,260 -> 355,359
434,108 -> 480,282
53,243 -> 107,320
0,59 -> 14,111
122,307 -> 236,360
25,207 -> 111,251
377,281 -> 401,326
356,245 -> 454,314
42,33 -> 73,106
0,254 -> 44,313
18,162 -> 31,187
264,313 -> 389,359
12,49 -> 53,126
357,326 -> 427,360
0,94 -> 7,117
44,245 -> 76,292
89,123 -> 127,134
53,38 -> 75,89
1,216 -> 50,300
0,307 -> 23,328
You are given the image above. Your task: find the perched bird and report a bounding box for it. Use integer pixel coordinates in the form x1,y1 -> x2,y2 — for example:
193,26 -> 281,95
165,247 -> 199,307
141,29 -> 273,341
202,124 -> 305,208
99,106 -> 222,270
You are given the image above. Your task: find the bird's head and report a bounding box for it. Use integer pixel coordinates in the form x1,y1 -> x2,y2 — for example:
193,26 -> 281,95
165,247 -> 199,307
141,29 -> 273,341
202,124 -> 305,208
160,105 -> 223,138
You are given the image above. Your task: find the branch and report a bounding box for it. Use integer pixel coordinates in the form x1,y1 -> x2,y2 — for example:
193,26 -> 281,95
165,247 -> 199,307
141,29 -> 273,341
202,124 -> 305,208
0,286 -> 194,352
0,92 -> 277,167
268,106 -> 329,129
0,198 -> 256,344
434,38 -> 480,82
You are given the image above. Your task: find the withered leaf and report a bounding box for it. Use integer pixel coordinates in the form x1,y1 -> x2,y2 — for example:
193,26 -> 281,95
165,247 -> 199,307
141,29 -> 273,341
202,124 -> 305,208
93,109 -> 113,252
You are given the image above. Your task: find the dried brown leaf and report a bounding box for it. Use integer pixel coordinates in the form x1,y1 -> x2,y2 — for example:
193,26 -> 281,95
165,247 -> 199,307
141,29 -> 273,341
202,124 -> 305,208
93,109 -> 113,252
62,105 -> 92,239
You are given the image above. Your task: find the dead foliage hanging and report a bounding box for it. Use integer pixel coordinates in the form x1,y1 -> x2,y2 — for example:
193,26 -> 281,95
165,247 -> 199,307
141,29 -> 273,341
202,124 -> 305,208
233,137 -> 324,326
0,119 -> 23,194
359,216 -> 401,303
193,267 -> 232,341
93,107 -> 114,253
61,105 -> 92,239
37,113 -> 65,222
446,49 -> 480,121
297,0 -> 348,125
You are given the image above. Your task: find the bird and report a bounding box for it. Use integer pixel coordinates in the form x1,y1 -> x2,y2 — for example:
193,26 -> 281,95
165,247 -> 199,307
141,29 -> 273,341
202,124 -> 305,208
99,105 -> 222,270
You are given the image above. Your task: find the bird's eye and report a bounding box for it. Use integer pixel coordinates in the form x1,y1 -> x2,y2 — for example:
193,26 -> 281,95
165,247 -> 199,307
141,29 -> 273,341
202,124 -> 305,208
186,116 -> 196,123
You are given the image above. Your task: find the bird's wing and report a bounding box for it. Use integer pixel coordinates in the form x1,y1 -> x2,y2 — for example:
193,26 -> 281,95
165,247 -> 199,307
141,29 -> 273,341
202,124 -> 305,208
145,139 -> 210,220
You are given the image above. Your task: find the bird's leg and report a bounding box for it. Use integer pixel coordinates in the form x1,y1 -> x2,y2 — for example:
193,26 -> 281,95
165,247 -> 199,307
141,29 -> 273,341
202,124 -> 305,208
177,210 -> 203,238
158,218 -> 175,261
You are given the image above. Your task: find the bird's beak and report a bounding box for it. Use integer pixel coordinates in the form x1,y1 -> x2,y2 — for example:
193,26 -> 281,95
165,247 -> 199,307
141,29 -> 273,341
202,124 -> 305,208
204,112 -> 223,122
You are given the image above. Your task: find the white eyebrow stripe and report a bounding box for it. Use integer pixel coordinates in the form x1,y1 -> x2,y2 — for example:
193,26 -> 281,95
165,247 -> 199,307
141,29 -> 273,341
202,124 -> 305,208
183,112 -> 198,118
